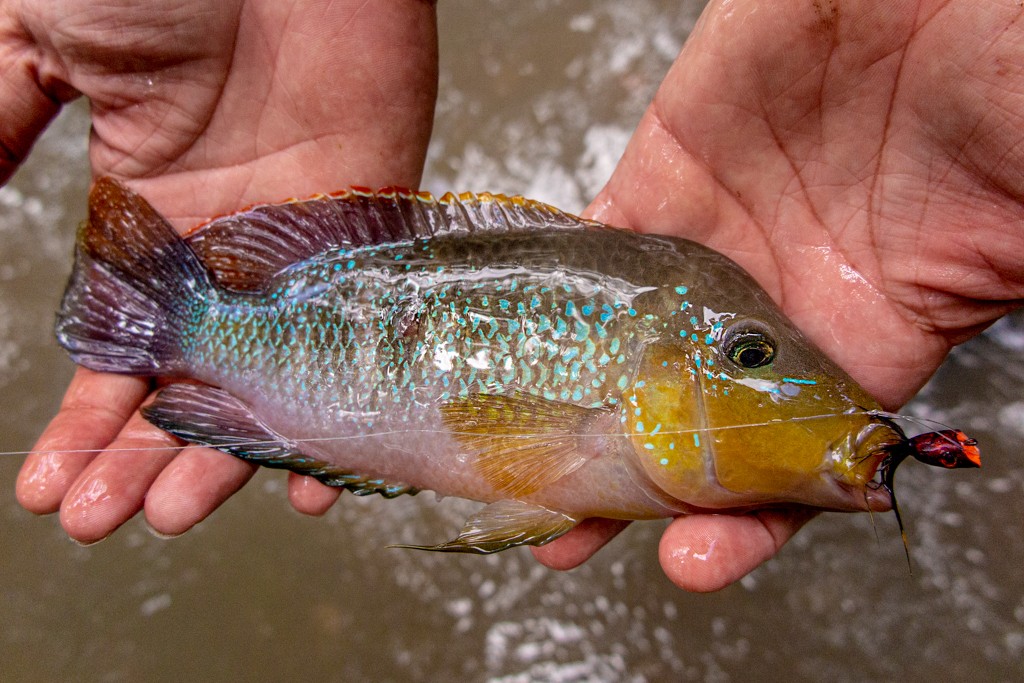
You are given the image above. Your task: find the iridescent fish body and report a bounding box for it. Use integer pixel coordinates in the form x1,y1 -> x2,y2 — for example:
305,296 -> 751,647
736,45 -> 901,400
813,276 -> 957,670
57,178 -> 914,552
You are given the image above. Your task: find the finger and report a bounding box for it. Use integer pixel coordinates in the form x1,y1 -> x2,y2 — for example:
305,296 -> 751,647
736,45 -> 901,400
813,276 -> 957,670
531,518 -> 632,570
144,446 -> 258,536
657,509 -> 818,593
16,369 -> 150,514
58,412 -> 180,544
288,473 -> 342,516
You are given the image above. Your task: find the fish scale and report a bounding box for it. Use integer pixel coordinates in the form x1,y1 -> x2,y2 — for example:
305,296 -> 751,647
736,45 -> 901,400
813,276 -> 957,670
190,248 -> 660,434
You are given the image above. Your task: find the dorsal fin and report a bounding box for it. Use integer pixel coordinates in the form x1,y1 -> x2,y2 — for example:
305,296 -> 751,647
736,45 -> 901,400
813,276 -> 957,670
183,188 -> 594,291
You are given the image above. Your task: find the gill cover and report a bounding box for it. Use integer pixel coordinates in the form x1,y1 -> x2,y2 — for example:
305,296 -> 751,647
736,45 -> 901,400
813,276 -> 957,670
625,344 -> 709,504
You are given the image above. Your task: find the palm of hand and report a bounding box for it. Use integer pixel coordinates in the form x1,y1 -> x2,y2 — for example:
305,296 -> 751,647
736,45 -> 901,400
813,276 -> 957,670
15,0 -> 435,222
536,0 -> 1024,590
600,0 -> 1024,406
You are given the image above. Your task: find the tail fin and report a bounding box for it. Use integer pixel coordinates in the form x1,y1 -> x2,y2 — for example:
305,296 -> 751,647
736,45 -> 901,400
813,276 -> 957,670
55,178 -> 213,375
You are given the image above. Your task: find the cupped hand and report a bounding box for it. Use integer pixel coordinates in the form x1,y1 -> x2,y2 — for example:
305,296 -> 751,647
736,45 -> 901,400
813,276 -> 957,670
10,0 -> 438,542
535,0 -> 1024,591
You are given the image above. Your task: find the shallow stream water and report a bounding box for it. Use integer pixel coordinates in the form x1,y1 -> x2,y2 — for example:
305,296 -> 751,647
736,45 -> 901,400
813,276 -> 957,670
2,2 -> 1022,681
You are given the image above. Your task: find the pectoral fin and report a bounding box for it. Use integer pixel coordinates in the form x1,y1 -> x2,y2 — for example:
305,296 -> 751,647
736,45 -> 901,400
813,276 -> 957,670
391,500 -> 577,554
143,383 -> 416,498
439,392 -> 607,497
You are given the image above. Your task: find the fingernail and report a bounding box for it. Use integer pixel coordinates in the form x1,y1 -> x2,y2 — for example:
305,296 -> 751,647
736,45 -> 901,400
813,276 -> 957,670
69,534 -> 109,548
144,519 -> 186,539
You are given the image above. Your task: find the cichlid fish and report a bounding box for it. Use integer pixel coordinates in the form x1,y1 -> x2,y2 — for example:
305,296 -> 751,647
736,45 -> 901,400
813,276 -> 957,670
55,178 -> 973,553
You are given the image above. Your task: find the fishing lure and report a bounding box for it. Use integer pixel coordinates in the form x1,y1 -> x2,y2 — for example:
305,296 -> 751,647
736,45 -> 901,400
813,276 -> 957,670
874,426 -> 981,564
53,178 -> 980,553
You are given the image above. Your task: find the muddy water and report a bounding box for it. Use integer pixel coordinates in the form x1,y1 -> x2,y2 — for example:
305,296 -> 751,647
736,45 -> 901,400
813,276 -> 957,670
2,2 -> 1022,681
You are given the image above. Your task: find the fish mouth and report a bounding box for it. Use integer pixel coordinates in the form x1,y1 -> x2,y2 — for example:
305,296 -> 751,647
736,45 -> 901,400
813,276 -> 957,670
831,417 -> 908,512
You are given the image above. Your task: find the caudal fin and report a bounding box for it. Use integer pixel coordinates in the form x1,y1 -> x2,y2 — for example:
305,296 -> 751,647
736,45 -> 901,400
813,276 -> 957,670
55,178 -> 213,375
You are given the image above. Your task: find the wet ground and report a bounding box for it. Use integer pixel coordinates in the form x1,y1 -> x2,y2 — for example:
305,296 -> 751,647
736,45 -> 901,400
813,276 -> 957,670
2,2 -> 1022,681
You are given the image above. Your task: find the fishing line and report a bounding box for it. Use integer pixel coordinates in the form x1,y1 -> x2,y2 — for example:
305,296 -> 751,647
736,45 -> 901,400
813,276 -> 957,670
0,409 -> 937,457
867,409 -> 959,434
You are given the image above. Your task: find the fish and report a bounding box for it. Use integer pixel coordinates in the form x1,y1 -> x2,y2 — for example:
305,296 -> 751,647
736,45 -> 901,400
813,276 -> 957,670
54,177 -> 977,553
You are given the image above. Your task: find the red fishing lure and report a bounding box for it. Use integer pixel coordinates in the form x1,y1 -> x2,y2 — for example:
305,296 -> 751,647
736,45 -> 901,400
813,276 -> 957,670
876,428 -> 981,568
906,430 -> 981,469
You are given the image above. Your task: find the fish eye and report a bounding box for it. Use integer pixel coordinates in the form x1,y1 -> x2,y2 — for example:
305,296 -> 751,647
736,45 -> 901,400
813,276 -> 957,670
722,322 -> 776,369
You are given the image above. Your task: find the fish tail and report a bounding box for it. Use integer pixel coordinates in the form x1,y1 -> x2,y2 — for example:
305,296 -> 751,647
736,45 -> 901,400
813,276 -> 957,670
55,178 -> 213,375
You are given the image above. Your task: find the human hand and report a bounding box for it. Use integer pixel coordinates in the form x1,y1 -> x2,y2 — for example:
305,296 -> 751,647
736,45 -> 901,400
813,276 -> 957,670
11,0 -> 438,542
534,0 -> 1024,591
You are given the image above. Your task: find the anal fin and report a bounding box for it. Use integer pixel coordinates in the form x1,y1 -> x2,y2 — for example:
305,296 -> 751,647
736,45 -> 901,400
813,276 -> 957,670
142,383 -> 416,499
390,500 -> 577,554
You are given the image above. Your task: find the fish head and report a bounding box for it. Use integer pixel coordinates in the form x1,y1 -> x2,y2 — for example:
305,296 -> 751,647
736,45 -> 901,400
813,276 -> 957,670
623,270 -> 904,513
